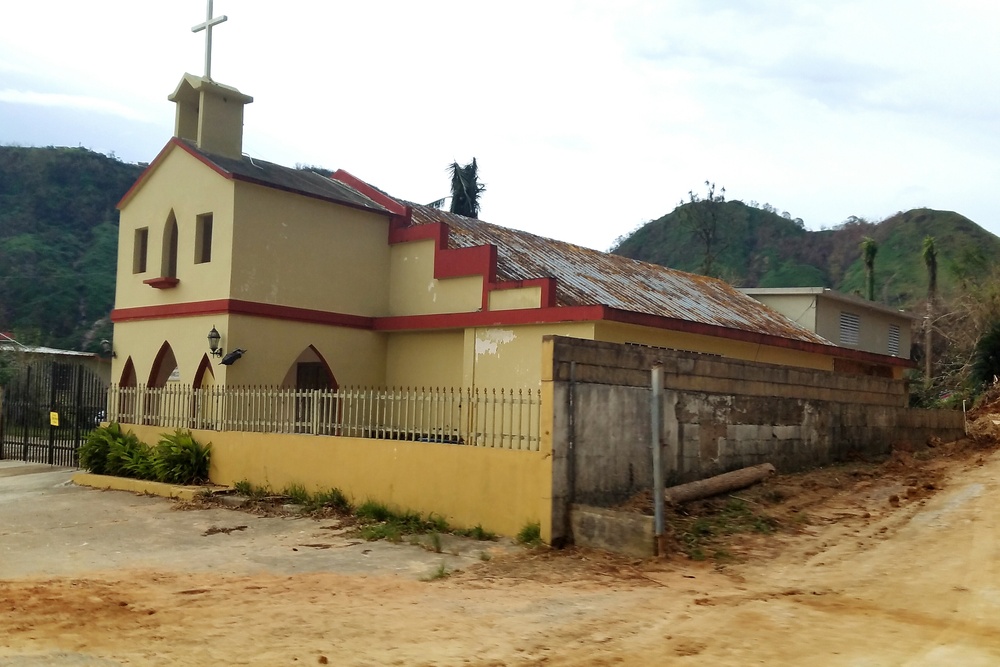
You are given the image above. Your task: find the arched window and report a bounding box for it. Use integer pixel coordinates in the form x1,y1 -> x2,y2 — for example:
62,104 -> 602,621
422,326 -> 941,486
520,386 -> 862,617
161,211 -> 178,279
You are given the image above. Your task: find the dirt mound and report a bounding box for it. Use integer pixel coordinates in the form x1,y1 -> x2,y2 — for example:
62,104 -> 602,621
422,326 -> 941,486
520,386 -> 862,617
968,412 -> 1000,445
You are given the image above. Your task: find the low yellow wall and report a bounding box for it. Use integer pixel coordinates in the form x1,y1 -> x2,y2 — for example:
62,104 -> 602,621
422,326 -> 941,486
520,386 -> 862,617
124,424 -> 552,542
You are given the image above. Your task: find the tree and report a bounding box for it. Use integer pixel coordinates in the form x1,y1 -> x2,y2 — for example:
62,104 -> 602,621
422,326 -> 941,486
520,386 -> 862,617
448,158 -> 486,219
861,236 -> 878,301
922,236 -> 938,388
677,181 -> 726,277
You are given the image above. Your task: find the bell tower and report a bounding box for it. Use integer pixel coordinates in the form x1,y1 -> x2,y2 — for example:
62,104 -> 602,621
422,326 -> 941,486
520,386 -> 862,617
168,0 -> 252,159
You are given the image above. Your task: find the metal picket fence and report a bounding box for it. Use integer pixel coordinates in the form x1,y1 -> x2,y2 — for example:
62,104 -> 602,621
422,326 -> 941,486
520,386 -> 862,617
106,384 -> 541,451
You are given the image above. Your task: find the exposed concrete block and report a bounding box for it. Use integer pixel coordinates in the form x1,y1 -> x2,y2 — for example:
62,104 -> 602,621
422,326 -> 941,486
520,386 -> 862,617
569,504 -> 656,558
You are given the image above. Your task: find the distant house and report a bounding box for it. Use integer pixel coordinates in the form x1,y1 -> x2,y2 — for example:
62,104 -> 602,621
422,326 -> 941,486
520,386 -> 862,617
0,333 -> 109,464
0,333 -> 109,384
739,287 -> 916,363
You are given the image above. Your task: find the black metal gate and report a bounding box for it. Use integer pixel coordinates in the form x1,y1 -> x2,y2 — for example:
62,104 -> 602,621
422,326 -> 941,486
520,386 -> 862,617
0,359 -> 107,467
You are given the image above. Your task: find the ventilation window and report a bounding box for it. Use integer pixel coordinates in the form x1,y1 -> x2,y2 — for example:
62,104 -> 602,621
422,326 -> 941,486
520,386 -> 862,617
888,324 -> 901,356
195,213 -> 213,264
839,312 -> 860,347
133,228 -> 148,274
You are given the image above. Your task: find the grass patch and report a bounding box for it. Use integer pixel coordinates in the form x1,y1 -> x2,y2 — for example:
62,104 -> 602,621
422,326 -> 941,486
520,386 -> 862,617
670,497 -> 779,561
360,523 -> 403,543
516,521 -> 542,546
280,484 -> 353,512
354,501 -> 451,542
422,562 -> 450,581
454,523 -> 497,541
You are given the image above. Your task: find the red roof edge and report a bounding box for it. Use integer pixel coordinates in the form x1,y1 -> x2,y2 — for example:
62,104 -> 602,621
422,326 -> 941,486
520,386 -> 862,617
331,169 -> 408,217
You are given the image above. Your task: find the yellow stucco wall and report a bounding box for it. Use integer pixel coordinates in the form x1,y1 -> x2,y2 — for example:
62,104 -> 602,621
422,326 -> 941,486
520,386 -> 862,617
112,315 -> 231,385
386,331 -> 465,388
594,321 -> 836,371
388,240 -> 484,315
221,315 -> 387,387
230,182 -> 391,314
116,147 -> 235,310
488,287 -> 542,311
113,315 -> 387,388
123,424 -> 553,541
464,323 -> 597,389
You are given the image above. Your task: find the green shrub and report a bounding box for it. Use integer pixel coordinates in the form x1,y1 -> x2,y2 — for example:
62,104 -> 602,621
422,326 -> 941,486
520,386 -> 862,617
80,423 -> 146,477
153,429 -> 211,485
79,422 -> 124,474
111,436 -> 155,480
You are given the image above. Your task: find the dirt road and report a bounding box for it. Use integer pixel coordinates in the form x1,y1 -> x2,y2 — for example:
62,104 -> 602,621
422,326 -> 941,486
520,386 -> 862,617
2,447 -> 1000,666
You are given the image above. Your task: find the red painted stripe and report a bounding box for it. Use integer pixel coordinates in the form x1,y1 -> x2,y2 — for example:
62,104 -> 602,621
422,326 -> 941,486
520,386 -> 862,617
111,299 -> 373,329
373,306 -> 607,331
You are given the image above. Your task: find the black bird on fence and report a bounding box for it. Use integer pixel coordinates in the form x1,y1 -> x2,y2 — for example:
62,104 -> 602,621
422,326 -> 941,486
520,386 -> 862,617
219,348 -> 246,365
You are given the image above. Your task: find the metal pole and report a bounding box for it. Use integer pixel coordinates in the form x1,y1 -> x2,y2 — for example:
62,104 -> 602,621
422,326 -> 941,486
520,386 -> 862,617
651,363 -> 665,556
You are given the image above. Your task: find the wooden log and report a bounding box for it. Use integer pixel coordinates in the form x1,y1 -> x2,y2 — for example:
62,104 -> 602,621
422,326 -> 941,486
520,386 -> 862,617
664,463 -> 776,505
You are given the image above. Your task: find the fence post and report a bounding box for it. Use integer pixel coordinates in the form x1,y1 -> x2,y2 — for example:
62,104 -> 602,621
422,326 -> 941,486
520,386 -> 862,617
651,362 -> 665,557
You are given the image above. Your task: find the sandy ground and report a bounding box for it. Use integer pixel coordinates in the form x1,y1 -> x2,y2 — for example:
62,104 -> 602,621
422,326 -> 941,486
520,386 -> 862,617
3,440 -> 1000,666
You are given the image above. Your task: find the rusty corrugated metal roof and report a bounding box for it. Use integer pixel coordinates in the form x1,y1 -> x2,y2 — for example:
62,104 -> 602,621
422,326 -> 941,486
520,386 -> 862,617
408,205 -> 831,345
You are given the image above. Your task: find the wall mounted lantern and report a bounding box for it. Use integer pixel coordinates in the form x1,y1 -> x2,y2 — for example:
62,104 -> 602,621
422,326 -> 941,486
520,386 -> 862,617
208,326 -> 223,357
99,339 -> 117,359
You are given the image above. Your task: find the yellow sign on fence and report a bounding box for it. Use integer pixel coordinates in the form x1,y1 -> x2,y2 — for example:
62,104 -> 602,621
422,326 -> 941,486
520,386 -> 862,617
49,411 -> 60,427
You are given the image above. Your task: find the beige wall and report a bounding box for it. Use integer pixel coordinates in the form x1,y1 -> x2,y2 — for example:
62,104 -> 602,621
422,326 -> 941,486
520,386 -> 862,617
116,148 -> 235,310
750,294 -> 819,333
815,298 -> 912,358
593,321 -> 836,371
124,424 -> 553,541
388,240 -> 484,316
230,182 -> 391,315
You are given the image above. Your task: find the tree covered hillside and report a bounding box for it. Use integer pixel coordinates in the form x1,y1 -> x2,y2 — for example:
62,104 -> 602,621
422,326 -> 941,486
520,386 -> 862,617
612,194 -> 1000,310
0,146 -> 143,350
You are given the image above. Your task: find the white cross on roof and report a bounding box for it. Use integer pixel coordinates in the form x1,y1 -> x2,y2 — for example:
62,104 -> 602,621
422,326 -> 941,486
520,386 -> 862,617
192,0 -> 228,80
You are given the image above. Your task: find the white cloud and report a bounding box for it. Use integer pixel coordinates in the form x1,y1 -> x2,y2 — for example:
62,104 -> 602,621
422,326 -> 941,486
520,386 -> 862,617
0,90 -> 149,122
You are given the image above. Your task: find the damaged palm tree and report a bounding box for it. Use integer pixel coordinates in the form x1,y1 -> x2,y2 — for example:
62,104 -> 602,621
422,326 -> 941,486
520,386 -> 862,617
448,158 -> 486,219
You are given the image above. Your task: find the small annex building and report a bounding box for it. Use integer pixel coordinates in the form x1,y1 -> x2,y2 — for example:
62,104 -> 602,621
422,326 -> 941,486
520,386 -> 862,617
740,287 -> 916,363
109,74 -> 914,395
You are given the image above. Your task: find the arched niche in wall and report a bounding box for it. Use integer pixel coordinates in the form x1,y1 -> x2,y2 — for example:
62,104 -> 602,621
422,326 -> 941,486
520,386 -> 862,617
280,345 -> 338,390
161,210 -> 178,279
119,357 -> 137,387
147,342 -> 179,388
193,354 -> 216,390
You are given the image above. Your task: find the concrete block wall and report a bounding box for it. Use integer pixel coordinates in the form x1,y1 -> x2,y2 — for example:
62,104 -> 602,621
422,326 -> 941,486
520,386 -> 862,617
546,337 -> 966,523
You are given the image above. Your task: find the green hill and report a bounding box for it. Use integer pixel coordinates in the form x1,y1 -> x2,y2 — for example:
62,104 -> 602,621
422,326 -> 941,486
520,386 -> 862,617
612,200 -> 1000,309
0,146 -> 144,350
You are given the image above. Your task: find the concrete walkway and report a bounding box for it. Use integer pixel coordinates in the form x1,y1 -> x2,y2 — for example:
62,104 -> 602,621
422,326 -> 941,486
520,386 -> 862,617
0,461 -> 498,580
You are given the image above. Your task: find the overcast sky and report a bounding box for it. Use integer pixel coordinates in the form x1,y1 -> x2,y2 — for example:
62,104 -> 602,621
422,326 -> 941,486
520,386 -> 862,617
2,1 -> 998,251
